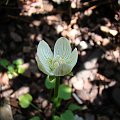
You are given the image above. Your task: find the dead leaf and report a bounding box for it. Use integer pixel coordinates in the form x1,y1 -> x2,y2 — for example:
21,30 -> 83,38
100,26 -> 118,36
10,32 -> 22,42
70,76 -> 84,90
0,73 -> 9,85
100,26 -> 109,33
109,29 -> 118,36
102,38 -> 110,46
0,98 -> 14,120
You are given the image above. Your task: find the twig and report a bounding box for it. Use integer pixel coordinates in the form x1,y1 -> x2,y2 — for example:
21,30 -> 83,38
7,15 -> 31,23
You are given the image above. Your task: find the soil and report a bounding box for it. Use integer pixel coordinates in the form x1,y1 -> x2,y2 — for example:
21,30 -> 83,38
0,0 -> 120,120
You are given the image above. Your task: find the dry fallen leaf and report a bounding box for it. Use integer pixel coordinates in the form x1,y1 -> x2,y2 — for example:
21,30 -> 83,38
70,76 -> 84,90
0,98 -> 14,120
100,26 -> 109,33
109,29 -> 118,36
0,73 -> 9,85
100,26 -> 118,36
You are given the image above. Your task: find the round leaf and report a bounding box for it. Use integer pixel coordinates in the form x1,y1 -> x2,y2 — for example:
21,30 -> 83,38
7,65 -> 15,73
0,59 -> 9,68
30,116 -> 41,120
60,110 -> 74,120
45,76 -> 56,89
7,72 -> 14,79
17,65 -> 25,74
58,84 -> 72,100
68,103 -> 81,112
53,116 -> 60,120
18,93 -> 33,108
13,59 -> 24,66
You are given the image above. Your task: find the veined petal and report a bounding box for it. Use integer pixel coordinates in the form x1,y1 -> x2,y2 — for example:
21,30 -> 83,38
67,48 -> 78,68
37,40 -> 53,59
53,64 -> 72,76
36,40 -> 53,75
36,55 -> 53,76
54,37 -> 71,60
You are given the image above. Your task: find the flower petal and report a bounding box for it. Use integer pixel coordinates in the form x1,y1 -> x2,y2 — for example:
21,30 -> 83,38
53,64 -> 72,76
54,37 -> 71,60
36,40 -> 53,75
67,48 -> 78,68
36,55 -> 53,76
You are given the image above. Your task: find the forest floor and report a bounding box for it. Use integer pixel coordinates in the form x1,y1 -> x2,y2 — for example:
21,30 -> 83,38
0,0 -> 120,120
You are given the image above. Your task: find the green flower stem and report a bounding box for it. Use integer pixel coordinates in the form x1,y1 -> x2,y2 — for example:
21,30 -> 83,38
54,76 -> 60,99
52,76 -> 60,120
30,103 -> 42,112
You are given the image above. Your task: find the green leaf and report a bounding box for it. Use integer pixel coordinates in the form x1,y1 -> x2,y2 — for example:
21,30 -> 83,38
7,72 -> 14,79
53,116 -> 60,120
7,65 -> 15,73
0,59 -> 9,68
7,71 -> 18,79
60,110 -> 74,120
18,93 -> 33,108
13,59 -> 24,66
68,103 -> 81,112
30,116 -> 41,120
17,65 -> 25,74
45,76 -> 56,89
58,84 -> 72,100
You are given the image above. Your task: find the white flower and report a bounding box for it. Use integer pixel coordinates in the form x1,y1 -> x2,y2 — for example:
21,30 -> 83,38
36,37 -> 78,76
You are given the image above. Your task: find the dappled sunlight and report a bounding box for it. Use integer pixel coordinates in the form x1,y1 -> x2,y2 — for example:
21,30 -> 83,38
0,0 -> 120,120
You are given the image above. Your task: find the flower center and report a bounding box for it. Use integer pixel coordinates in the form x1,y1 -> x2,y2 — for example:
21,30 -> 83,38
48,55 -> 65,71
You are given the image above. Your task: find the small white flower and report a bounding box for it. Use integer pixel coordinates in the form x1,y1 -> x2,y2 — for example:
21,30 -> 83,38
36,37 -> 78,76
